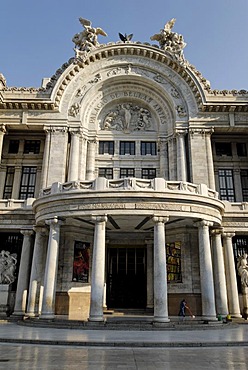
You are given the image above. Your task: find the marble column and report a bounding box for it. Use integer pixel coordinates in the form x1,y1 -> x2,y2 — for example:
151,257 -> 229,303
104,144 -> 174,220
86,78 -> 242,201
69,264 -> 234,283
211,229 -> 229,316
68,129 -> 81,181
0,124 -> 6,162
89,215 -> 107,322
40,128 -> 51,189
153,216 -> 170,323
223,232 -> 241,317
196,220 -> 217,320
13,230 -> 34,316
86,140 -> 96,180
176,130 -> 187,182
40,217 -> 61,319
26,226 -> 48,317
205,128 -> 215,190
146,239 -> 154,309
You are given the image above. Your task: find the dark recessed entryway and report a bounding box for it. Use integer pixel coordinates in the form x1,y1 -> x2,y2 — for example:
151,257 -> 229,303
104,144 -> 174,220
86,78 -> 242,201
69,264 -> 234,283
106,247 -> 147,309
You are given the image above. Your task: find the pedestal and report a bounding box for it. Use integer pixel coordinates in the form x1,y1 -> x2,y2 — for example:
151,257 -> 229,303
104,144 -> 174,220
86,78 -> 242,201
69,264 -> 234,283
242,287 -> 248,319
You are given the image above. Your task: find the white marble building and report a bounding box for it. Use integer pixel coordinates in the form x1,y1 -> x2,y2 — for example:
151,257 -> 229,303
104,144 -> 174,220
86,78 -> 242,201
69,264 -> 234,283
0,19 -> 248,321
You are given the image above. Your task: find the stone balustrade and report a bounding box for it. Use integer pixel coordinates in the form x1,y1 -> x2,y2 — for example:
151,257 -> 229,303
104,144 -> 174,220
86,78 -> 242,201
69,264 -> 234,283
0,198 -> 35,209
40,178 -> 219,199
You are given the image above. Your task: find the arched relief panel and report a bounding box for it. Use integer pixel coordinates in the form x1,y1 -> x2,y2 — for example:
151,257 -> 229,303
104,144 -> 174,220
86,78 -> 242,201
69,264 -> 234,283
81,79 -> 174,135
58,53 -> 198,125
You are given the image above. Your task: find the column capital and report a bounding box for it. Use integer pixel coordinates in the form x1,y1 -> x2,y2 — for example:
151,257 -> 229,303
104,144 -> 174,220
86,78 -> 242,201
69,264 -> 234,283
210,227 -> 223,236
195,220 -> 213,228
0,124 -> 6,134
70,128 -> 83,137
222,232 -> 235,239
33,225 -> 49,236
20,229 -> 34,237
45,217 -> 63,227
91,215 -> 108,223
152,216 -> 169,224
175,129 -> 187,136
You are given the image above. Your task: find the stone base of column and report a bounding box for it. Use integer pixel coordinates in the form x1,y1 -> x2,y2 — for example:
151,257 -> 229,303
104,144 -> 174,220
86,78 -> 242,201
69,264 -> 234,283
153,316 -> 170,323
25,312 -> 38,318
88,315 -> 105,322
40,313 -> 55,319
230,313 -> 242,318
202,315 -> 218,321
12,311 -> 25,317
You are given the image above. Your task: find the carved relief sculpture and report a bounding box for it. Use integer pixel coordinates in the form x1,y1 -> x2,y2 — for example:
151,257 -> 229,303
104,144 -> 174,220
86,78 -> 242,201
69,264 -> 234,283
101,103 -> 152,132
0,250 -> 17,285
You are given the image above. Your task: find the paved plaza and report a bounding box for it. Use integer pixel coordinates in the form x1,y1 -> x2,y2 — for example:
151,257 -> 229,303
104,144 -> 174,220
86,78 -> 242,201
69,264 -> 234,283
1,321 -> 248,368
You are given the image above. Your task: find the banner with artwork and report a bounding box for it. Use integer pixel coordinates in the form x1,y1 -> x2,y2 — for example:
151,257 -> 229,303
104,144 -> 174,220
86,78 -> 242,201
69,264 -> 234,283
72,241 -> 90,282
166,241 -> 182,283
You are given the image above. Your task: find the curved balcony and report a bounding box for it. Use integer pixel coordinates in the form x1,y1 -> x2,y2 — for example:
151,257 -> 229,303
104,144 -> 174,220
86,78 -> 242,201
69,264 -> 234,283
33,178 -> 225,230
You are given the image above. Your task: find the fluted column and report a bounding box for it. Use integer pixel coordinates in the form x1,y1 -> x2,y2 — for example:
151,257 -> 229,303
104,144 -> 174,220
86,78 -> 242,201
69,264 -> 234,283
0,124 -> 6,163
196,220 -> 217,320
205,128 -> 215,190
86,140 -> 96,180
223,232 -> 241,317
153,216 -> 170,323
89,215 -> 107,322
68,129 -> 81,181
40,217 -> 61,319
211,229 -> 229,316
175,130 -> 187,181
13,230 -> 34,316
26,226 -> 48,317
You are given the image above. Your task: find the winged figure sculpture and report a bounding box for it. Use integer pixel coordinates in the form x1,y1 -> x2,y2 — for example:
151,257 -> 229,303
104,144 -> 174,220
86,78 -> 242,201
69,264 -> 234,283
118,32 -> 133,43
73,17 -> 107,51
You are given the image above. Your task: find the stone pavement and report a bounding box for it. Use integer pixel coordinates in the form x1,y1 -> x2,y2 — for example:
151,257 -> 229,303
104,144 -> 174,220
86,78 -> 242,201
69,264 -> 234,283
0,318 -> 248,348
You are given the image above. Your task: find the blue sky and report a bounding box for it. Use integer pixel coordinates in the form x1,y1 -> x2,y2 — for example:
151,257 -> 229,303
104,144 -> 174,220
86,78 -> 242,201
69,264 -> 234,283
1,0 -> 247,90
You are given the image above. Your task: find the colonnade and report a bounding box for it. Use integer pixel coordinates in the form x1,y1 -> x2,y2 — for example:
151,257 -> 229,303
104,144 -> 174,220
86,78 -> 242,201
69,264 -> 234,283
13,214 -> 241,321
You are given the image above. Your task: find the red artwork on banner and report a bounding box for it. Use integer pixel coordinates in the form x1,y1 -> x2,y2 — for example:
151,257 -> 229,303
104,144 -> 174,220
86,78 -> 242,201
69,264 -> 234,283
72,241 -> 90,282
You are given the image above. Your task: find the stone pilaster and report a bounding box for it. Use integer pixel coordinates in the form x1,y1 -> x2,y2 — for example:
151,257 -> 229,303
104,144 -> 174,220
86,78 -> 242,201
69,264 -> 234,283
222,232 -> 241,317
196,220 -> 217,320
13,230 -> 34,316
68,129 -> 81,181
26,226 -> 48,317
158,139 -> 168,179
89,215 -> 107,322
0,124 -> 6,163
86,140 -> 96,180
205,128 -> 215,190
11,166 -> 22,199
211,229 -> 229,316
175,130 -> 187,181
40,217 -> 62,319
153,216 -> 170,323
40,128 -> 51,189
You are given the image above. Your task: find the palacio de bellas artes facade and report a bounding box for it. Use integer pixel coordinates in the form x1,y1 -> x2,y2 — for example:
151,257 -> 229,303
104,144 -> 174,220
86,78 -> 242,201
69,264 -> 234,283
0,17 -> 248,324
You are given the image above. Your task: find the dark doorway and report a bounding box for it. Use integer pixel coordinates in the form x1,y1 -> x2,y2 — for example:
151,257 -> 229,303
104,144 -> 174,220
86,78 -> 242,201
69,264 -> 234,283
106,247 -> 147,309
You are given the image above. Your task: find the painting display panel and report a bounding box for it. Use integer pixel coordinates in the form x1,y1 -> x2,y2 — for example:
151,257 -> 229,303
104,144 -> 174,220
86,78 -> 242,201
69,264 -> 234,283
166,241 -> 182,283
72,241 -> 90,282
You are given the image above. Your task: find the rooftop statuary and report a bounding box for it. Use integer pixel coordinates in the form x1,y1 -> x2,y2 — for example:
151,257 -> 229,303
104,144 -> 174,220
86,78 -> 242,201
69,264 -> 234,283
150,18 -> 187,63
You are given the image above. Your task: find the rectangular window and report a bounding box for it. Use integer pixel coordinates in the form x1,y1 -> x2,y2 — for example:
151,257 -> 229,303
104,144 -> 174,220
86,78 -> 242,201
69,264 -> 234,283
215,142 -> 232,156
218,169 -> 235,202
120,168 -> 135,178
99,141 -> 114,155
141,168 -> 156,179
241,170 -> 248,202
141,142 -> 157,155
237,143 -> 247,157
8,140 -> 19,154
119,141 -> 135,155
98,168 -> 113,179
24,140 -> 41,154
19,166 -> 37,200
3,167 -> 15,199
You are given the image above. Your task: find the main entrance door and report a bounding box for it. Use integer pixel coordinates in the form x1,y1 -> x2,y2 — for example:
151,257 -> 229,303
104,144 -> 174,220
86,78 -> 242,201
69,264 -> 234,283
106,247 -> 147,309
